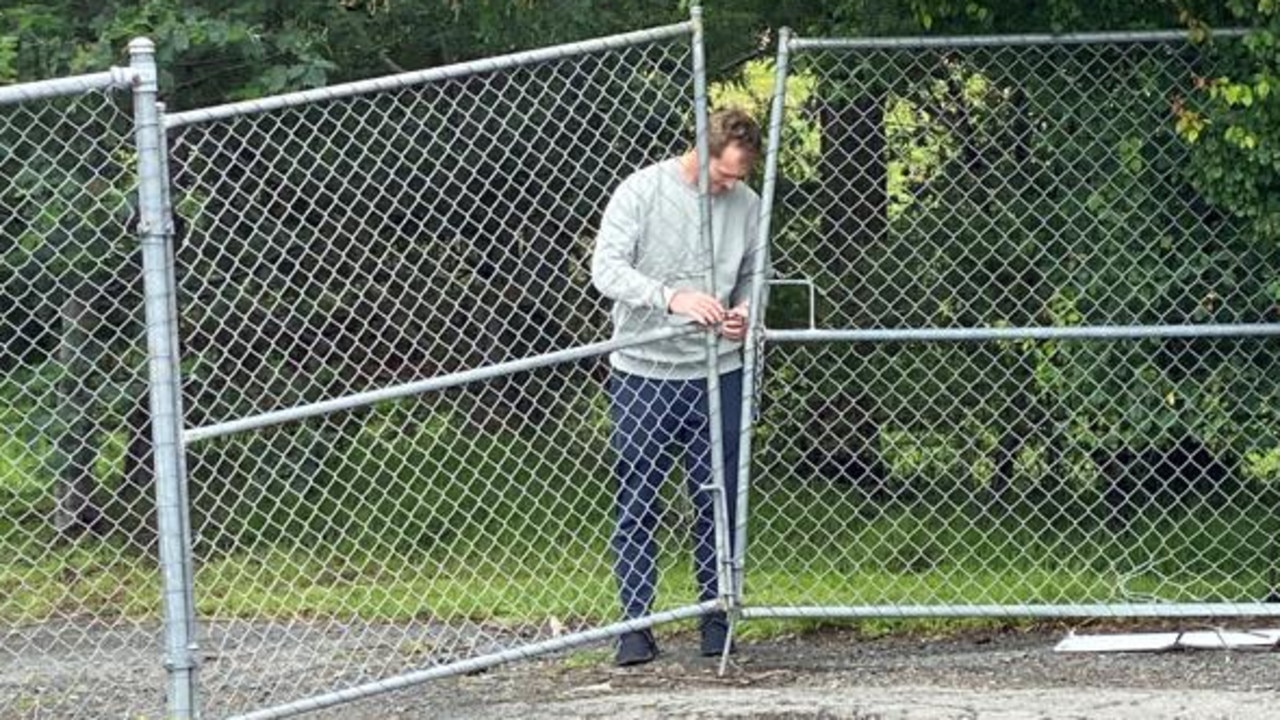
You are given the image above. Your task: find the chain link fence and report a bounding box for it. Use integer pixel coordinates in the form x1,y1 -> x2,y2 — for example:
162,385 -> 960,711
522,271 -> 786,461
7,19 -> 1280,720
161,18 -> 723,719
743,30 -> 1280,618
2,19 -> 730,720
0,66 -> 177,720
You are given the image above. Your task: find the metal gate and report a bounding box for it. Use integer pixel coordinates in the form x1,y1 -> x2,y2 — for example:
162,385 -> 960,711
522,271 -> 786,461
738,28 -> 1280,622
162,10 -> 726,719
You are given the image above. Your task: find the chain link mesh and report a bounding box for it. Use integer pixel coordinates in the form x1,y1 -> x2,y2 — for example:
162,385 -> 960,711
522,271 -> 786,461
0,87 -> 164,719
8,28 -> 1277,720
166,33 -> 713,717
748,37 -> 1280,611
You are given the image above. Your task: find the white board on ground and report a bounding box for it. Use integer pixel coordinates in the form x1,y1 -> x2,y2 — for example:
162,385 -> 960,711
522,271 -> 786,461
1055,629 -> 1280,653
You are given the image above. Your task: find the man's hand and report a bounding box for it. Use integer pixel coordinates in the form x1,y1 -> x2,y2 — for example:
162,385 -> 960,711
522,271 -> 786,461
668,290 -> 726,326
719,303 -> 749,341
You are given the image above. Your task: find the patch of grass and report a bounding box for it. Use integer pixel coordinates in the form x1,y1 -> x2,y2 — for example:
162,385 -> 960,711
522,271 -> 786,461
4,407 -> 1278,629
728,616 -> 1016,644
193,547 -> 625,622
6,493 -> 1276,626
185,412 -> 617,559
1,433 -> 48,498
558,647 -> 612,669
0,538 -> 161,621
744,478 -> 1280,610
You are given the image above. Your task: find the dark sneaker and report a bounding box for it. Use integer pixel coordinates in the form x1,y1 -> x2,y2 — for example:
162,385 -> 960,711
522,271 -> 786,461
699,612 -> 733,657
615,629 -> 658,667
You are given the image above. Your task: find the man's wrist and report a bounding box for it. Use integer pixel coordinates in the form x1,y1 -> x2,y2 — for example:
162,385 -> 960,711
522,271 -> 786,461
661,286 -> 676,312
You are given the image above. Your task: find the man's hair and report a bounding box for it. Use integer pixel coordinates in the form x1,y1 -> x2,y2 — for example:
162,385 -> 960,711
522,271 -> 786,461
707,108 -> 761,157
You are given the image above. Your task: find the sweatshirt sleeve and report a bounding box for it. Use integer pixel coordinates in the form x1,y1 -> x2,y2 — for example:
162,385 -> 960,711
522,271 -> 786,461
591,177 -> 672,312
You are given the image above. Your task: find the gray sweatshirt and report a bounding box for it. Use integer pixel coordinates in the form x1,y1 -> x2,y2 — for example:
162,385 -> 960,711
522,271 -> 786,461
591,158 -> 764,380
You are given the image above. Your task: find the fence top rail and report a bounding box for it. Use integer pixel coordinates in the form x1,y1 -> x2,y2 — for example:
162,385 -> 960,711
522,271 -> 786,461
0,68 -> 136,107
163,19 -> 694,130
788,27 -> 1251,52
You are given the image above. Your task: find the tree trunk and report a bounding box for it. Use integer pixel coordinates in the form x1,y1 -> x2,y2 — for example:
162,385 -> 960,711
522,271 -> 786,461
818,95 -> 887,283
818,95 -> 891,485
108,388 -> 157,553
53,290 -> 102,540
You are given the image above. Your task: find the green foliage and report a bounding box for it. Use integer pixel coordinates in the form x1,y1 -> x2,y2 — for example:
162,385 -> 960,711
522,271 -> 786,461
762,18 -> 1280,477
0,80 -> 144,541
6,409 -> 1278,623
805,0 -> 1188,37
1177,4 -> 1280,244
0,1 -> 701,107
882,62 -> 1012,219
182,392 -> 606,555
0,35 -> 16,83
711,58 -> 821,181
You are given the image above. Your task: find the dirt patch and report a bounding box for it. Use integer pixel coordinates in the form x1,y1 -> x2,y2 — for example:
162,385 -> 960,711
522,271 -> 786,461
326,623 -> 1280,719
7,621 -> 1280,719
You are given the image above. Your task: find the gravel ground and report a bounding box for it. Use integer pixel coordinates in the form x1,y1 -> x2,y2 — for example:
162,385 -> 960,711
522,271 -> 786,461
5,620 -> 1280,719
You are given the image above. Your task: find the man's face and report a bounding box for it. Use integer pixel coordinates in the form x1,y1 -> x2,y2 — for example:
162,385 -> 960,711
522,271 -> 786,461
708,142 -> 755,195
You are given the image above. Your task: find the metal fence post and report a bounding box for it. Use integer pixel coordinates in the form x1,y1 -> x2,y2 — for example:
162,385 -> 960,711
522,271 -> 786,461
155,99 -> 199,668
130,37 -> 199,720
689,5 -> 737,617
734,26 -> 791,607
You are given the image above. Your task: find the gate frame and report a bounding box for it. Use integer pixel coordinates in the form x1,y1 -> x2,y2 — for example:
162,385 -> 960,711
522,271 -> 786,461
734,25 -> 1280,625
159,8 -> 733,720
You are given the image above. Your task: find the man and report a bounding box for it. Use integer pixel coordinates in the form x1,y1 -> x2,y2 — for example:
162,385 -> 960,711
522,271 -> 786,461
591,108 -> 765,666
